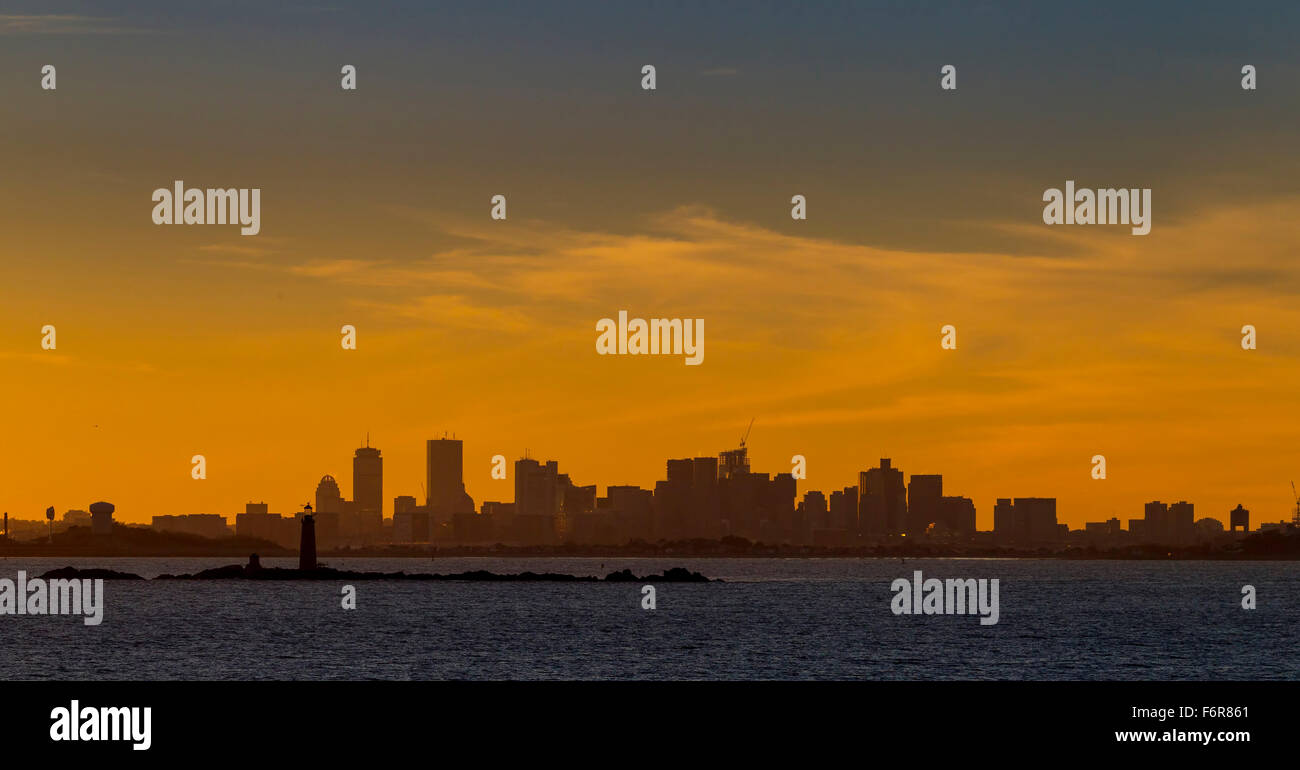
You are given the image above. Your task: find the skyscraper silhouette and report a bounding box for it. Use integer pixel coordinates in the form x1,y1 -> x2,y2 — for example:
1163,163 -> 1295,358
353,442 -> 383,535
859,459 -> 906,535
515,458 -> 558,518
315,475 -> 343,514
907,474 -> 942,534
427,438 -> 474,521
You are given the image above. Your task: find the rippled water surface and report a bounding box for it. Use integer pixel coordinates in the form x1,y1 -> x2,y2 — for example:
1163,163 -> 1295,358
1,556 -> 1295,680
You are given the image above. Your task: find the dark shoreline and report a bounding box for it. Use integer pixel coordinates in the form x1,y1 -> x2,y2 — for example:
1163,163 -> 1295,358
5,528 -> 1298,560
36,565 -> 716,582
5,545 -> 1298,560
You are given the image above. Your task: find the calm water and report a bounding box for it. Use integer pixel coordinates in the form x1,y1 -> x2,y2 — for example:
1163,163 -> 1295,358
0,556 -> 1295,680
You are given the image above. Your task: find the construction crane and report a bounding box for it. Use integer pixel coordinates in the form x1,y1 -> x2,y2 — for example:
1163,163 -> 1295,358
739,417 -> 755,450
1292,482 -> 1300,526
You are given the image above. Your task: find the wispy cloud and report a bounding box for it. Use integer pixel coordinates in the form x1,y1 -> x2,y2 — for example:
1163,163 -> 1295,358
0,14 -> 158,36
211,199 -> 1300,435
197,243 -> 281,259
0,351 -> 74,366
230,200 -> 1300,346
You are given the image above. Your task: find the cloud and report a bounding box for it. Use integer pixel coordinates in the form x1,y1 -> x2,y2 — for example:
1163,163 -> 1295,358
197,243 -> 281,258
0,351 -> 74,366
352,294 -> 535,333
0,15 -> 158,35
227,199 -> 1300,365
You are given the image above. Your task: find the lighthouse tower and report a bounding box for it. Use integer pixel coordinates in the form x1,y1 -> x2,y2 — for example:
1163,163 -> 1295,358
299,503 -> 317,571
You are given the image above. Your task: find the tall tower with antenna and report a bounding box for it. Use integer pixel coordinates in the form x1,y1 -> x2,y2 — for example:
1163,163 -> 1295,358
353,439 -> 383,536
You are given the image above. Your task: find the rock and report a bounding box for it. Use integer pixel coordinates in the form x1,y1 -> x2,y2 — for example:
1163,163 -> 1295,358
39,566 -> 144,580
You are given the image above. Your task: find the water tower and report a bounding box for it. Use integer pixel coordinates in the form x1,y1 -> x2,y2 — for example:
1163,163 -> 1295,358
89,501 -> 115,536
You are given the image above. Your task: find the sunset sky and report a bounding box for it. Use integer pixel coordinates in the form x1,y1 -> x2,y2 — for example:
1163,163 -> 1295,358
1,1 -> 1298,528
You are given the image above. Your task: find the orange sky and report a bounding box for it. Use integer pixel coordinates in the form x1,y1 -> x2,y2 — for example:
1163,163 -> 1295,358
1,6 -> 1298,529
2,198 -> 1298,529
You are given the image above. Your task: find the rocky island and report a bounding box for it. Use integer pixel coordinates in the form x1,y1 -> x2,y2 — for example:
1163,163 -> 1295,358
38,557 -> 714,583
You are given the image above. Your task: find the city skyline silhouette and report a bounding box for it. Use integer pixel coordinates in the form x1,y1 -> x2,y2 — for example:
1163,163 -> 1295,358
5,429 -> 1286,550
1,2 -> 1297,536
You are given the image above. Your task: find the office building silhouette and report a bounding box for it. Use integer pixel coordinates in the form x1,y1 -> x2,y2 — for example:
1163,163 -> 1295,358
994,497 -> 1060,542
859,459 -> 906,536
1229,504 -> 1250,532
427,438 -> 474,522
352,443 -> 383,537
315,476 -> 343,514
907,474 -> 943,534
